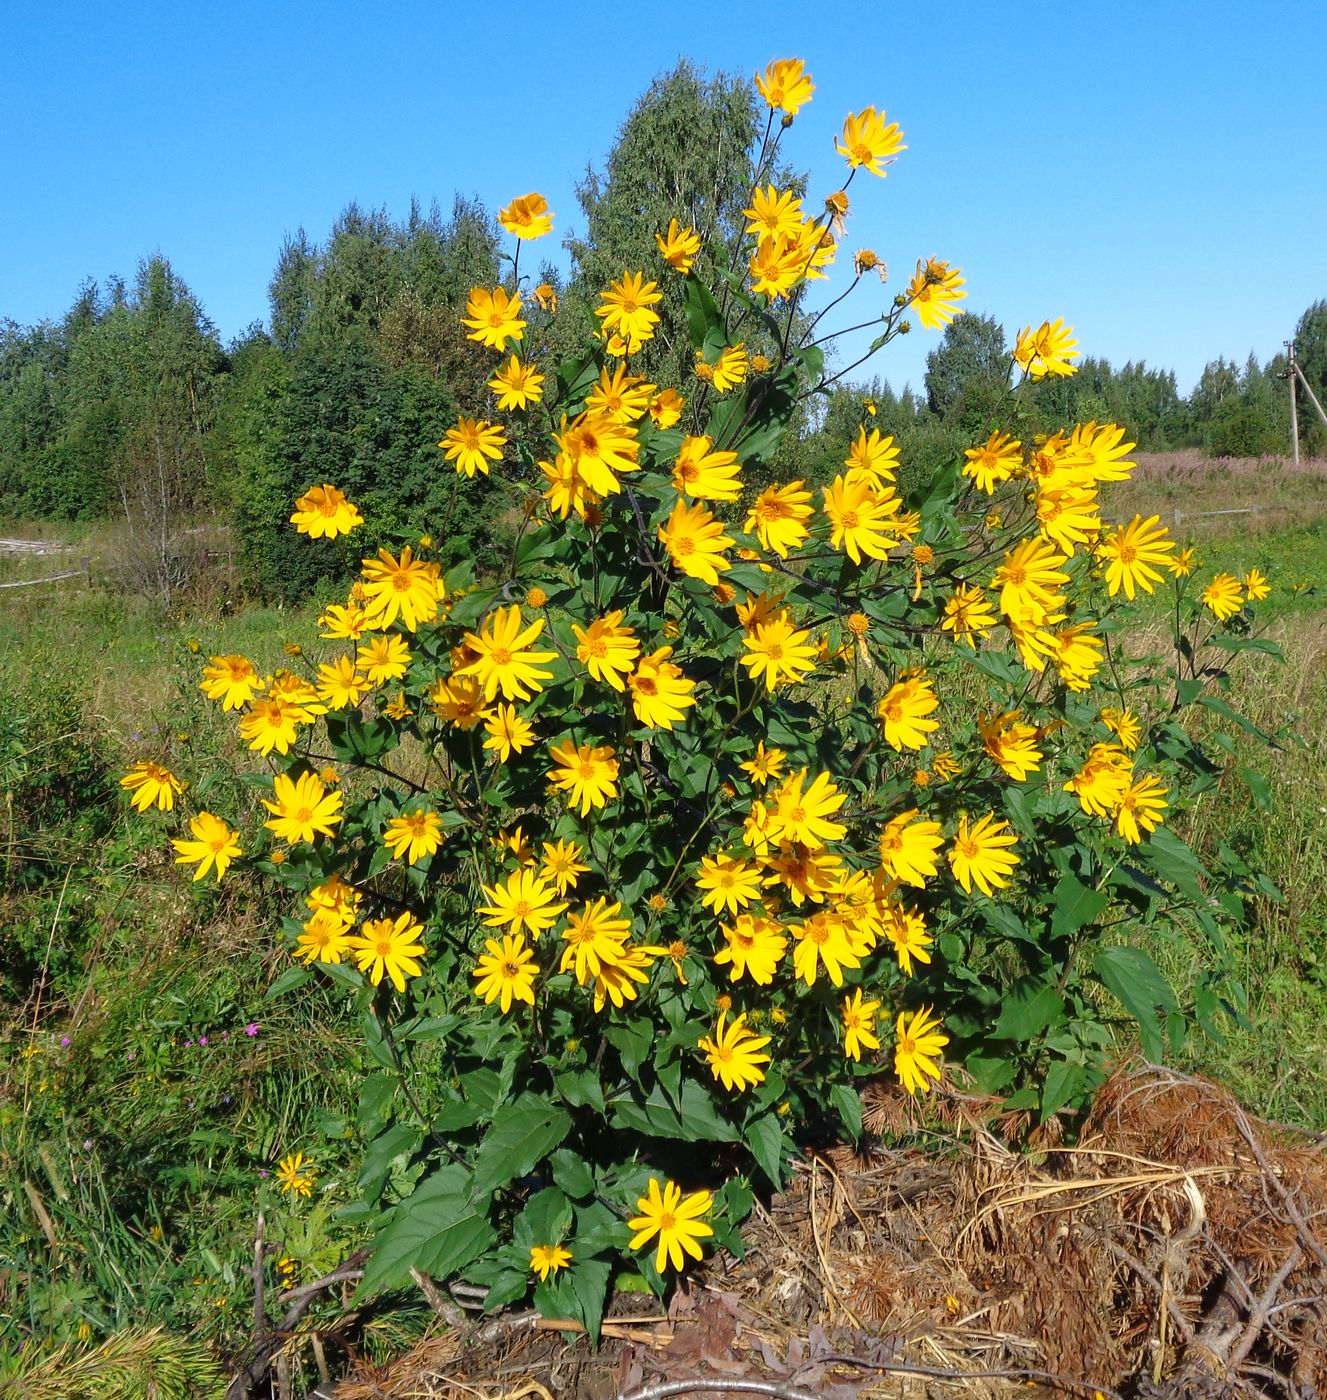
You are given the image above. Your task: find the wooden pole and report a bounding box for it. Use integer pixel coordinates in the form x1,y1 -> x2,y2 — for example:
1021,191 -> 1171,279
1287,340 -> 1300,463
1293,362 -> 1327,432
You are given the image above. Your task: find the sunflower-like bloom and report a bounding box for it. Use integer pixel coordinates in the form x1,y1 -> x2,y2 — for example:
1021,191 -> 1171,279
706,344 -> 749,394
458,605 -> 558,702
1013,319 -> 1079,379
498,192 -> 552,240
172,811 -> 242,882
739,740 -> 786,786
595,271 -> 662,351
822,473 -> 904,563
767,768 -> 847,849
715,914 -> 787,984
121,760 -> 185,813
962,430 -> 1022,493
477,868 -> 568,940
1036,484 -> 1102,556
764,841 -> 843,906
894,1006 -> 949,1096
1063,743 -> 1132,816
844,426 -> 900,486
755,57 -> 814,115
835,106 -> 906,175
382,809 -> 444,866
672,435 -> 742,500
539,838 -> 589,896
295,909 -> 354,965
586,364 -> 654,424
1201,572 -> 1244,621
1114,773 -> 1169,844
440,418 -> 507,479
315,655 -> 369,711
947,812 -> 1020,896
992,538 -> 1071,623
488,355 -> 544,411
882,901 -> 933,976
319,601 -> 369,641
547,740 -> 619,816
290,483 -> 362,539
350,913 -> 426,993
1100,708 -> 1142,751
462,286 -> 525,350
559,897 -> 632,983
1096,515 -> 1176,598
307,873 -> 361,922
1242,567 -> 1270,601
553,411 -> 640,497
1051,620 -> 1105,691
352,634 -> 406,687
428,675 -> 491,729
940,584 -> 996,648
360,546 -> 440,632
877,672 -> 940,751
749,233 -> 808,299
539,455 -> 597,521
744,481 -> 813,558
742,616 -> 817,691
975,710 -> 1039,780
698,1011 -> 771,1093
656,217 -> 701,273
841,989 -> 882,1062
529,1244 -> 572,1282
791,911 -> 862,986
629,647 -> 696,730
482,703 -> 536,763
628,1179 -> 714,1273
878,809 -> 943,887
1071,421 -> 1137,483
472,933 -> 539,1012
649,387 -> 685,428
744,185 -> 804,241
263,771 -> 344,845
573,611 -> 640,691
658,500 -> 734,585
276,1152 -> 317,1198
695,852 -> 763,917
905,258 -> 966,330
237,697 -> 307,757
199,653 -> 260,710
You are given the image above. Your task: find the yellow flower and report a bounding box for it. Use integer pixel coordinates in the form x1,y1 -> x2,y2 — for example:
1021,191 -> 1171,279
992,538 -> 1070,623
1242,567 -> 1270,601
1201,572 -> 1244,621
741,615 -> 817,691
263,771 -> 344,845
941,584 -> 997,647
428,675 -> 491,729
350,912 -> 427,993
587,363 -> 655,423
120,761 -> 184,813
841,989 -> 881,1061
696,852 -> 764,917
628,647 -> 697,730
698,1011 -> 771,1093
539,838 -> 589,896
461,286 -> 525,350
767,769 -> 847,849
483,703 -> 537,763
878,809 -> 944,888
477,868 -> 567,941
1013,319 -> 1079,379
947,812 -> 1020,896
658,499 -> 734,585
319,601 -> 369,641
458,605 -> 558,702
239,696 -> 309,757
1051,621 -> 1105,691
473,933 -> 539,1012
382,692 -> 413,721
672,435 -> 742,501
383,809 -> 445,866
440,417 -> 506,479
1114,773 -> 1169,844
553,411 -> 640,496
628,1178 -> 714,1273
656,218 -> 701,273
498,192 -> 552,240
744,480 -> 813,558
822,473 -> 905,563
980,711 -> 1043,782
172,812 -> 242,882
1100,708 -> 1142,751
560,897 -> 633,984
1064,743 -> 1132,817
963,430 -> 1022,494
844,426 -> 900,486
755,58 -> 814,115
749,233 -> 808,299
1096,515 -> 1176,598
290,483 -> 363,539
356,633 -> 410,687
835,107 -> 906,175
572,611 -> 640,691
739,740 -> 786,786
533,282 -> 557,313
883,902 -> 933,976
547,740 -> 619,816
707,344 -> 749,393
906,258 -> 966,330
1168,547 -> 1196,578
596,271 -> 662,352
529,1243 -> 572,1281
744,185 -> 804,241
488,355 -> 545,411
359,546 -> 440,632
877,672 -> 941,751
316,655 -> 370,711
200,654 -> 260,710
295,910 -> 353,965
894,1007 -> 948,1096
649,387 -> 685,429
715,914 -> 787,985
276,1152 -> 317,1198
791,911 -> 861,987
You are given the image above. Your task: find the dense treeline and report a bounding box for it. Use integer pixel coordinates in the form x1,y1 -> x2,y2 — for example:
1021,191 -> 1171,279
1,61 -> 1324,604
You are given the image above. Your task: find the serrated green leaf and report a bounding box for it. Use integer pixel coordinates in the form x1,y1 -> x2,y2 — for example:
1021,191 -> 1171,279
470,1094 -> 571,1197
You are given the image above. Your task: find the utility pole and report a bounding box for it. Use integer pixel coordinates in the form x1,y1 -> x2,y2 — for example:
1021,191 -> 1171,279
1282,339 -> 1327,462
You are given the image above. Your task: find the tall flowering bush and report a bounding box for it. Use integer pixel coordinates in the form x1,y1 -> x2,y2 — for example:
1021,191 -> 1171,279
126,61 -> 1276,1335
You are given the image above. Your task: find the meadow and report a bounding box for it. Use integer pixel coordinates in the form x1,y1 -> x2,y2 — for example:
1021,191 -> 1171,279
2,452 -> 1326,1391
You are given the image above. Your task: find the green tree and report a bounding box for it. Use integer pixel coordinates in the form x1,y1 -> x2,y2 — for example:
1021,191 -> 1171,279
923,312 -> 1008,428
1292,299 -> 1327,455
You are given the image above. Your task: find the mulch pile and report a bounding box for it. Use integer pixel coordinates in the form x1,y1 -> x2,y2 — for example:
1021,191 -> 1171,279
289,1064 -> 1327,1399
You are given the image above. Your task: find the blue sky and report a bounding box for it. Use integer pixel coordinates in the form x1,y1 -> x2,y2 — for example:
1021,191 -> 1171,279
2,0 -> 1324,394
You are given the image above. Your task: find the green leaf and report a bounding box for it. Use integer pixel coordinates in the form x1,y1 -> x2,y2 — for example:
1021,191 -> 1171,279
992,980 -> 1065,1042
829,1084 -> 862,1143
683,277 -> 724,349
605,1021 -> 653,1082
1141,826 -> 1208,903
554,1068 -> 605,1113
357,1072 -> 397,1134
470,1093 -> 571,1198
324,713 -> 398,764
512,1186 -> 573,1249
1049,873 -> 1108,940
1199,693 -> 1276,745
744,1113 -> 786,1187
358,1124 -> 421,1207
1091,946 -> 1178,1062
357,1166 -> 495,1298
1041,1060 -> 1085,1119
609,1081 -> 739,1142
1207,634 -> 1282,658
265,965 -> 310,1000
550,1148 -> 595,1201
